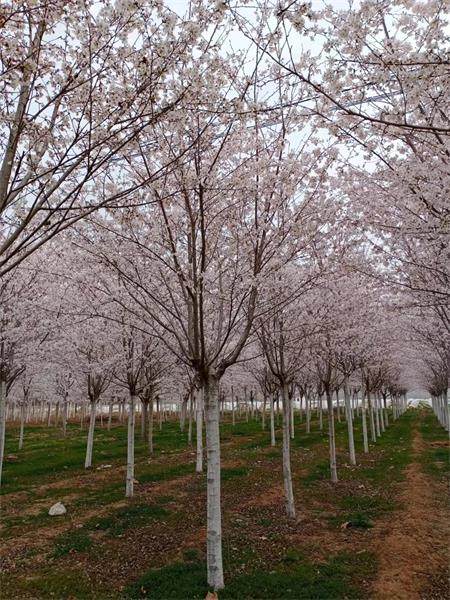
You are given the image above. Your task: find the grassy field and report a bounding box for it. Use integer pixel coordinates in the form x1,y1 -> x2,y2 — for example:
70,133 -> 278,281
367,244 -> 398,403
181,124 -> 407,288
0,407 -> 448,599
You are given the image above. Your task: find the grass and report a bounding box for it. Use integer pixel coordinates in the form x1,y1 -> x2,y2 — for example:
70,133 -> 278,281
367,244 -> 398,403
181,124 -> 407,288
0,568 -> 112,600
85,502 -> 170,537
53,528 -> 93,557
125,551 -> 376,599
1,407 -> 446,600
221,466 -> 249,480
419,411 -> 449,480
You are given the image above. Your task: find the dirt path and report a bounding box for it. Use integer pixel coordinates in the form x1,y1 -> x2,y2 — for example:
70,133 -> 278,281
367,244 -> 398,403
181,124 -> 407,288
372,426 -> 449,600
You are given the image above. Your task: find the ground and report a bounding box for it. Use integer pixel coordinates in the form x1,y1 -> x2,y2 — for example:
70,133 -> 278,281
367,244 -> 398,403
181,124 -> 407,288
0,407 -> 448,599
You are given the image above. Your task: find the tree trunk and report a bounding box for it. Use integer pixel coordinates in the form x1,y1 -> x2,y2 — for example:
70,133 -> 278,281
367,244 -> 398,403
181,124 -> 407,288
141,399 -> 148,440
148,396 -> 154,454
84,400 -> 97,468
281,384 -> 296,518
374,394 -> 381,437
19,402 -> 25,450
319,394 -> 323,430
306,394 -> 311,433
0,379 -> 6,486
158,398 -> 163,431
343,376 -> 356,465
108,402 -> 113,430
361,391 -> 369,453
54,401 -> 60,427
196,389 -> 203,473
270,395 -> 276,446
262,395 -> 266,430
379,394 -> 385,432
126,394 -> 136,497
188,391 -> 193,445
180,395 -> 187,432
62,395 -> 68,437
336,389 -> 341,423
383,395 -> 389,427
290,394 -> 295,439
204,375 -> 224,590
367,391 -> 376,442
326,390 -> 338,483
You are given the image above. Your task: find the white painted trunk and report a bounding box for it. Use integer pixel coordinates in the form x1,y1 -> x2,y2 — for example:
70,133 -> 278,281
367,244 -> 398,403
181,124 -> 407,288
19,403 -> 25,450
374,394 -> 381,437
306,395 -> 311,433
148,397 -> 154,454
343,377 -> 356,465
188,392 -> 193,445
141,400 -> 148,440
126,394 -> 136,497
361,392 -> 369,453
383,396 -> 389,427
281,384 -> 296,518
290,396 -> 295,439
84,401 -> 96,468
0,379 -> 6,486
62,397 -> 68,437
270,396 -> 276,446
108,402 -> 113,430
379,395 -> 385,432
196,390 -> 203,473
204,376 -> 224,590
326,391 -> 338,483
367,392 -> 376,442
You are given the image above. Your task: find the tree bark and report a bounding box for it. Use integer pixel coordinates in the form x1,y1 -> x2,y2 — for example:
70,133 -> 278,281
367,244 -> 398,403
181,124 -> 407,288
204,375 -> 224,590
62,395 -> 68,437
148,396 -> 154,454
281,384 -> 296,518
19,402 -> 25,450
141,399 -> 148,440
188,391 -> 193,445
108,401 -> 113,430
196,389 -> 203,473
270,395 -> 276,446
306,394 -> 311,433
126,394 -> 136,497
343,376 -> 356,465
367,391 -> 376,442
84,400 -> 96,468
326,390 -> 338,483
0,379 -> 6,486
361,391 -> 369,453
290,393 -> 295,439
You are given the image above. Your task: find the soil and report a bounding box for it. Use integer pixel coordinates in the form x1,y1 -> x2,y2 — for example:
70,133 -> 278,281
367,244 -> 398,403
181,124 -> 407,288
372,429 -> 449,600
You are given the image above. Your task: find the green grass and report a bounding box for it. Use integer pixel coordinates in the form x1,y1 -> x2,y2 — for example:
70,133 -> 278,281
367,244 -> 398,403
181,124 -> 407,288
419,411 -> 449,480
0,568 -> 113,599
221,466 -> 249,480
1,420 -> 193,494
125,551 -> 376,599
53,528 -> 93,557
85,502 -> 170,537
